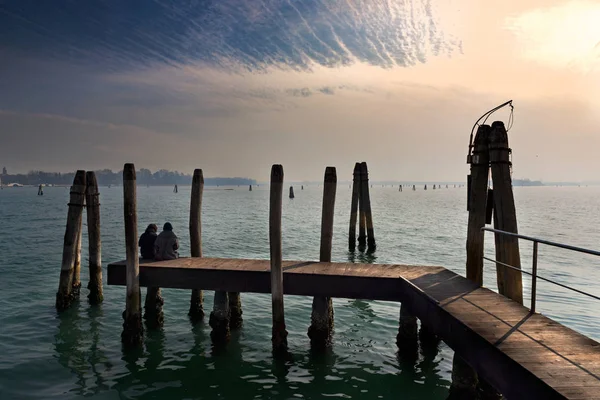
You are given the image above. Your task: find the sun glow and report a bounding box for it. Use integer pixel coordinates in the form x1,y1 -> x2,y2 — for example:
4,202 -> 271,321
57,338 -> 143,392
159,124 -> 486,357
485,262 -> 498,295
507,1 -> 600,72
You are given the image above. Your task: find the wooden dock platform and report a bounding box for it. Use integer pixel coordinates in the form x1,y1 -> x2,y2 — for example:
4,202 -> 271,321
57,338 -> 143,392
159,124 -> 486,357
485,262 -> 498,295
108,257 -> 600,400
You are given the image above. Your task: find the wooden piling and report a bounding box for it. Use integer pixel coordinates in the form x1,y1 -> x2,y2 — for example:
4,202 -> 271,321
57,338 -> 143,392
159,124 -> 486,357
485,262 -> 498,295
449,355 -> 479,399
412,185 -> 415,191
249,184 -> 252,191
122,163 -> 143,346
308,167 -> 337,348
56,170 -> 86,311
489,121 -> 523,304
396,303 -> 418,359
188,169 -> 205,321
424,184 -> 427,190
360,162 -> 376,252
289,186 -> 295,199
38,184 -> 43,195
209,291 -> 230,344
144,286 -> 164,328
348,163 -> 360,251
269,164 -> 288,354
466,125 -> 491,286
228,292 -> 243,329
399,185 -> 402,192
71,223 -> 83,299
85,171 -> 103,304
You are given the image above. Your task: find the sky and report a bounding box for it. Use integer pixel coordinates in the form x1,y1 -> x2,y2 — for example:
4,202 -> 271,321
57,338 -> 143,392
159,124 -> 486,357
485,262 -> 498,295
1,0 -> 599,182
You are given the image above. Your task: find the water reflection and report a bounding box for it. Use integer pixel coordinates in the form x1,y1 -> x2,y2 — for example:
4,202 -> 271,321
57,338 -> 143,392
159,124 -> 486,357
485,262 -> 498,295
54,304 -> 110,397
347,250 -> 378,264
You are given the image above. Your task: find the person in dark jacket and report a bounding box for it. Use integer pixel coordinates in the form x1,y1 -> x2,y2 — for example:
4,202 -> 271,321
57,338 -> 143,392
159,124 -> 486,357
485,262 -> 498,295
139,224 -> 158,259
154,222 -> 179,260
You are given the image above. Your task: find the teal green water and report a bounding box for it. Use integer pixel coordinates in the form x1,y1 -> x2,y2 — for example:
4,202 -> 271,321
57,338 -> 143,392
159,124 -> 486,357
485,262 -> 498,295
1,184 -> 599,399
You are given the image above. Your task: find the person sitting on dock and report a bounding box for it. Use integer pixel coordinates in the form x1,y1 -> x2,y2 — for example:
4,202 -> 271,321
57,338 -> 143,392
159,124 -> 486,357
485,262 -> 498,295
154,222 -> 179,260
138,224 -> 158,260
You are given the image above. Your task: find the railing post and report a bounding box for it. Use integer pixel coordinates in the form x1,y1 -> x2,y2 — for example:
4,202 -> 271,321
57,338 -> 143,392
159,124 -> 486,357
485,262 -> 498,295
531,241 -> 538,313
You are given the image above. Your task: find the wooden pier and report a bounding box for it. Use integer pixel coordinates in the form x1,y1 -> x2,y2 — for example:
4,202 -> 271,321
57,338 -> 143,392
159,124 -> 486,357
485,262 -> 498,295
108,257 -> 600,399
56,117 -> 600,399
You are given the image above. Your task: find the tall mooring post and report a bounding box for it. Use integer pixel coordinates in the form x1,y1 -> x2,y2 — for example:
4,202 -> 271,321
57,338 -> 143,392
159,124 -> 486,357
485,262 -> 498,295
360,162 -> 376,252
86,171 -> 103,304
308,167 -> 337,348
489,121 -> 523,304
289,186 -> 295,199
56,170 -> 86,311
270,164 -> 288,354
348,163 -> 360,251
466,125 -> 491,286
122,164 -> 143,346
189,169 -> 205,322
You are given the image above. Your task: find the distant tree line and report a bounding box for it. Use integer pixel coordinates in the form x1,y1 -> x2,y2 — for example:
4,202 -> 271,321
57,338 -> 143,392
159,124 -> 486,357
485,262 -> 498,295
1,168 -> 256,186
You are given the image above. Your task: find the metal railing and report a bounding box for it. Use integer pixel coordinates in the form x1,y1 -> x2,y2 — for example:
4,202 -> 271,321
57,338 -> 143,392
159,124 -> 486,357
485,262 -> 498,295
481,227 -> 600,312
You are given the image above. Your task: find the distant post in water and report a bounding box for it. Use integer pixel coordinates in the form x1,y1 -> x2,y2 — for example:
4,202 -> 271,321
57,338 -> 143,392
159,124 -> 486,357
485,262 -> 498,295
56,170 -> 86,311
348,163 -> 361,251
399,184 -> 402,192
360,162 -> 376,252
412,185 -> 416,191
466,125 -> 491,286
249,184 -> 252,191
289,186 -> 295,199
489,121 -> 523,304
424,184 -> 427,190
122,163 -> 143,346
188,169 -> 205,322
269,164 -> 288,354
38,184 -> 43,195
308,167 -> 337,348
86,171 -> 103,304
173,184 -> 178,193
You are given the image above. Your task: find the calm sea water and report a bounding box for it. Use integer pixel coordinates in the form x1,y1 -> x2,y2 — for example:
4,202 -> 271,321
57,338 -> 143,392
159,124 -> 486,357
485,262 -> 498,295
1,183 -> 599,399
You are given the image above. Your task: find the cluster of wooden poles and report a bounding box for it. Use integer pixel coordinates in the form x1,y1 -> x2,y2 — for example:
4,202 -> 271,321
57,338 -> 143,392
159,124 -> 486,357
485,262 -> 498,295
348,162 -> 376,252
56,171 -> 102,310
109,164 -> 343,350
449,120 -> 523,399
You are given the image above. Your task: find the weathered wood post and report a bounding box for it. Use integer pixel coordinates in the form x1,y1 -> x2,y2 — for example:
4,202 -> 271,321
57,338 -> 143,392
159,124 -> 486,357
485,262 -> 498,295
452,124 -> 502,399
209,291 -> 230,344
228,291 -> 243,329
399,184 -> 402,192
122,164 -> 143,346
348,163 -> 360,251
71,223 -> 83,299
396,303 -> 418,360
249,184 -> 252,191
424,184 -> 427,190
289,186 -> 295,199
38,184 -> 43,195
270,164 -> 288,354
360,162 -> 376,252
466,125 -> 491,285
56,170 -> 86,311
308,166 -> 337,348
489,121 -> 523,304
85,171 -> 103,304
413,185 -> 416,191
189,169 -> 205,322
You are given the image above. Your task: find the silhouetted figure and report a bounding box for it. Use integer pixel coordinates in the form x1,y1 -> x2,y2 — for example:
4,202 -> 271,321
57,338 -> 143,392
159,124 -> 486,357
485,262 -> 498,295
154,222 -> 179,260
139,224 -> 158,260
